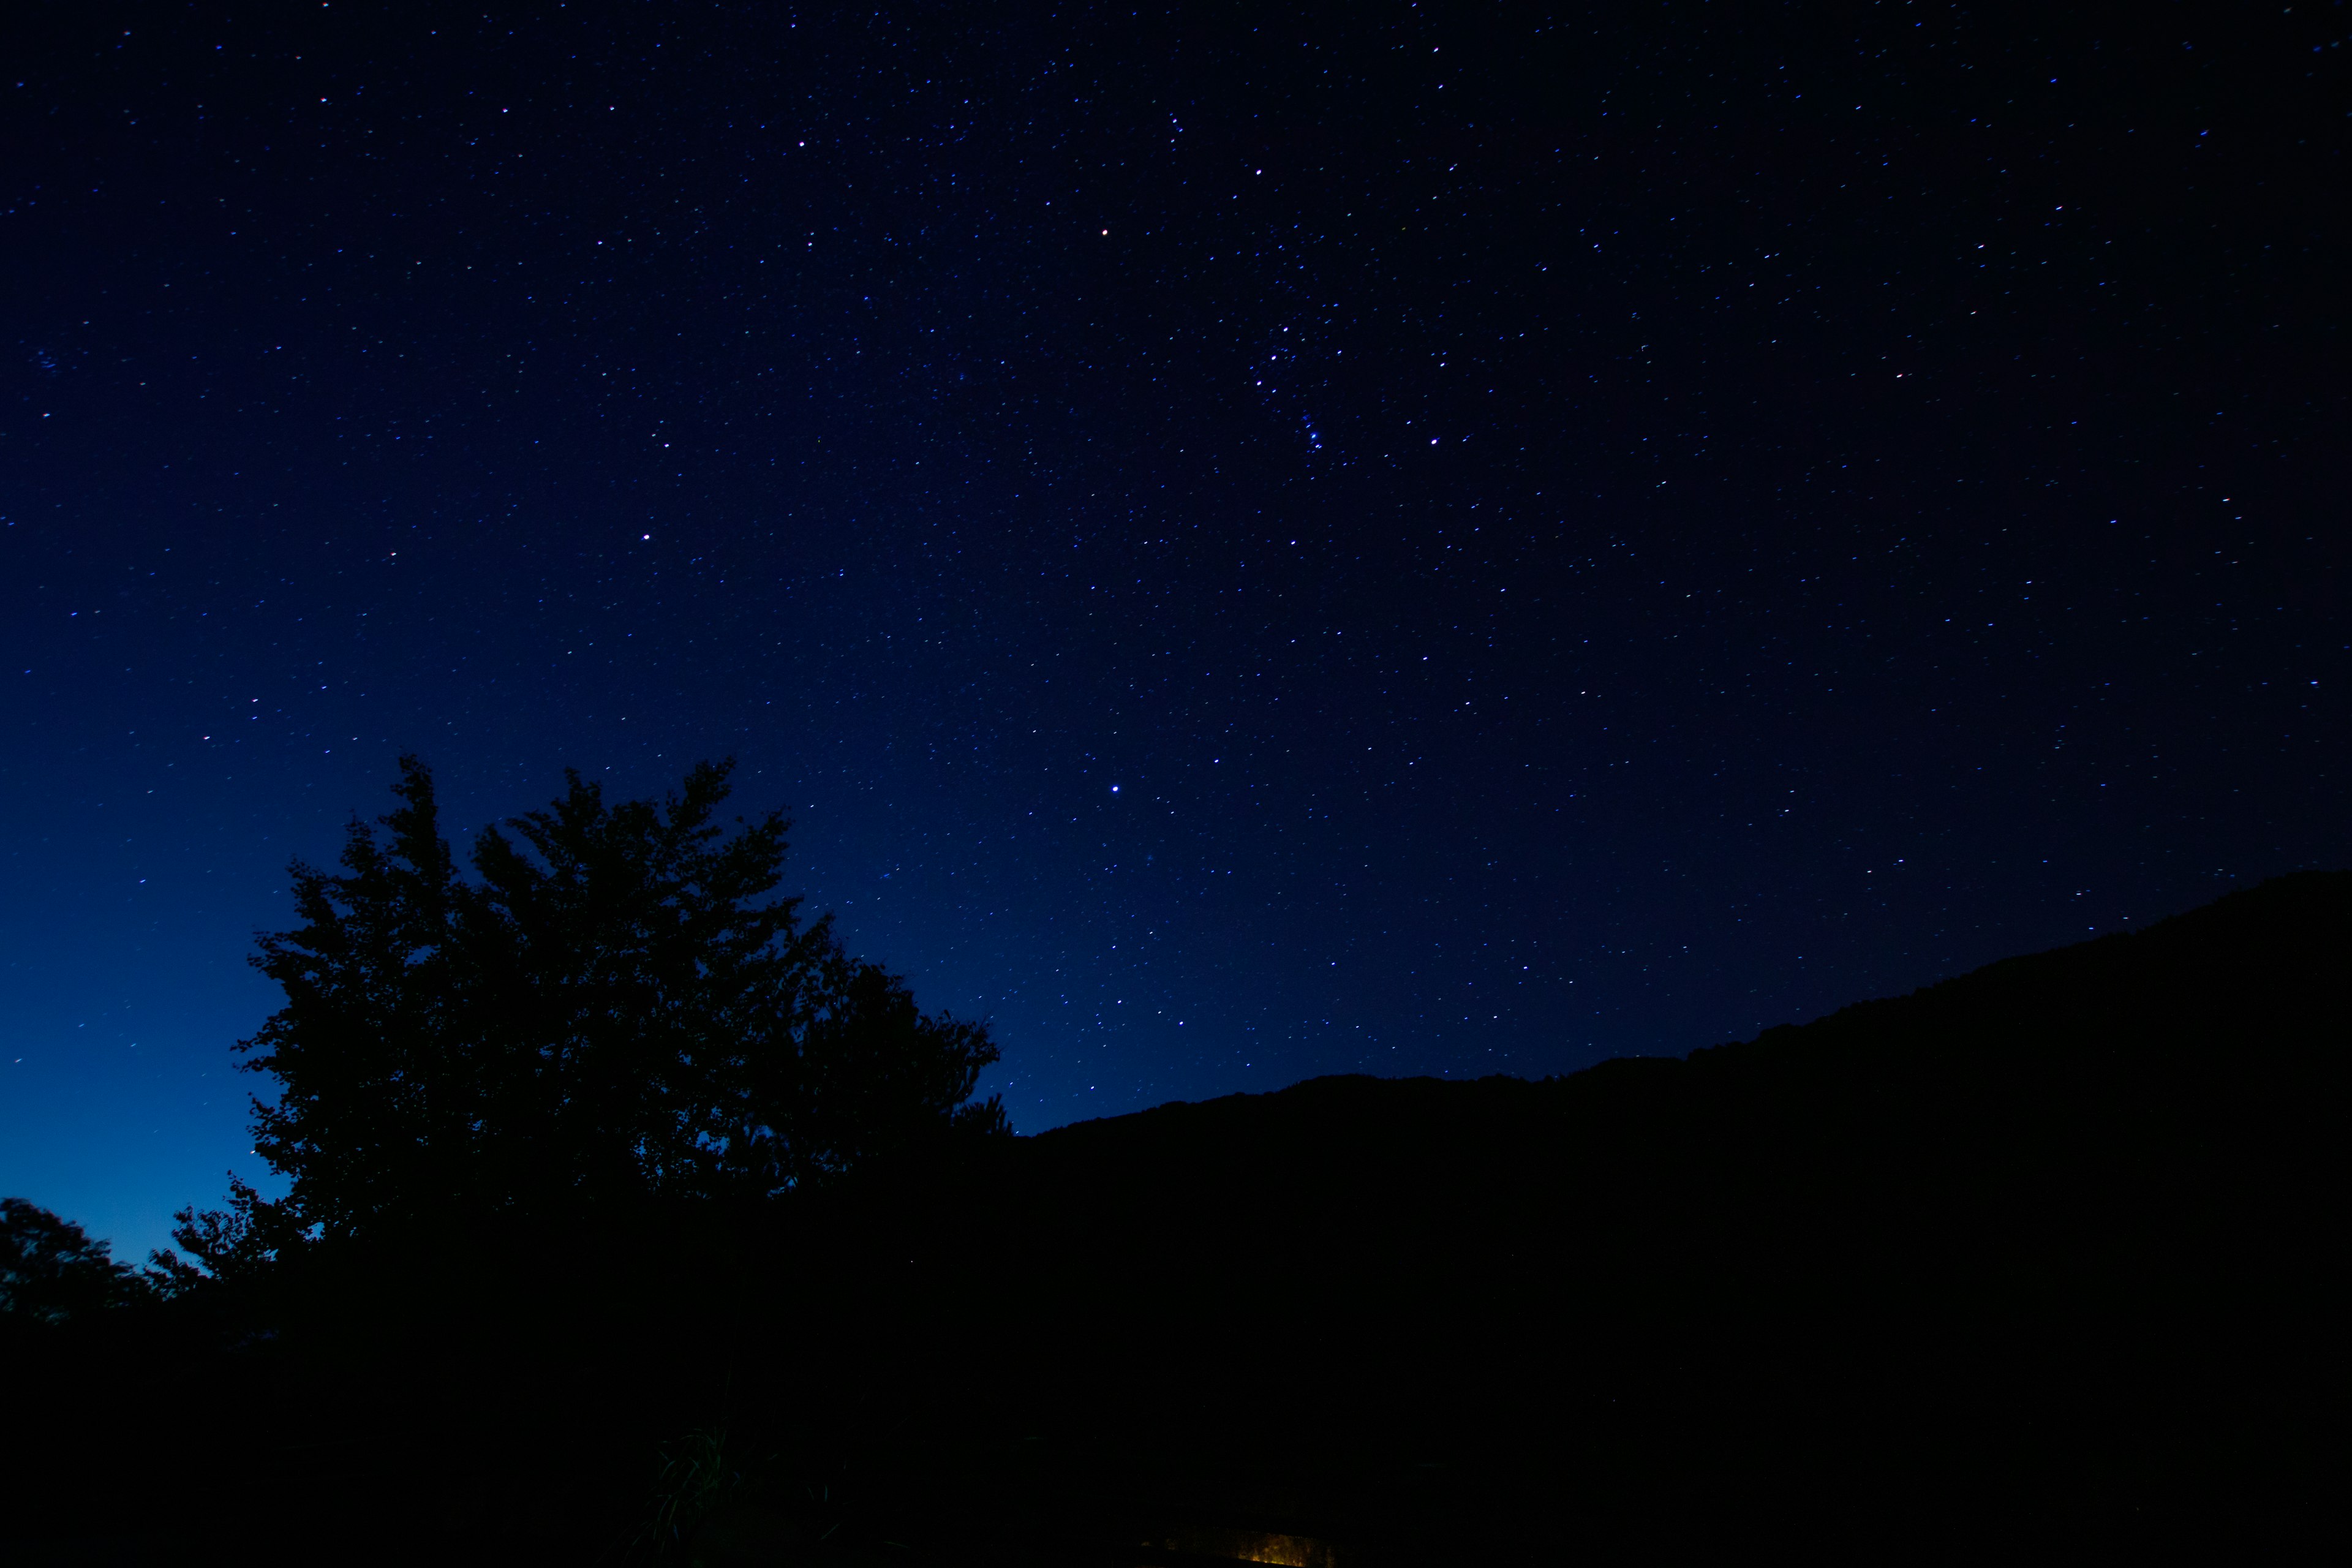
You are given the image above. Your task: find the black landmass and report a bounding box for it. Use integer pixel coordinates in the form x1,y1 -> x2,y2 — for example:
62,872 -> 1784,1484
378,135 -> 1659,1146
6,872 -> 2342,1562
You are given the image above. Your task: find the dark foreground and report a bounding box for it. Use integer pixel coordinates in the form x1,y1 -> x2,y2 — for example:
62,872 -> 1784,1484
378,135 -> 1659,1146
8,873 -> 2342,1563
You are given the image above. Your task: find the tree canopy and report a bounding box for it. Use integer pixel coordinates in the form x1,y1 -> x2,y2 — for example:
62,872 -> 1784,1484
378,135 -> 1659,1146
0,1198 -> 147,1322
222,756 -> 1003,1248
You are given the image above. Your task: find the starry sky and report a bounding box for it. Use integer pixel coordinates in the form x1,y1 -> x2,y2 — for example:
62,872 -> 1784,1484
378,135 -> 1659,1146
5,0 -> 2345,1264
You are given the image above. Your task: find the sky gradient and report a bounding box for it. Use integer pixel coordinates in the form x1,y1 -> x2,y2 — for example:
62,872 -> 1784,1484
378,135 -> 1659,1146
5,0 -> 2345,1265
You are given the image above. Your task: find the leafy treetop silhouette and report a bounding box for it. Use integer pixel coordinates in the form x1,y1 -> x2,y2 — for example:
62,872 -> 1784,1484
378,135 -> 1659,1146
0,1198 -> 148,1322
212,756 -> 1003,1250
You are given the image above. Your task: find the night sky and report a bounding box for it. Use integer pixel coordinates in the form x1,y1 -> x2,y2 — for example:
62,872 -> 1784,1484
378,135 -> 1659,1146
6,1 -> 2345,1265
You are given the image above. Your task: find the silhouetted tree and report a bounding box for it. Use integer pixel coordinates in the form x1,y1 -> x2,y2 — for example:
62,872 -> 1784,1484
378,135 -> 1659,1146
145,1173 -> 301,1291
232,756 -> 1005,1245
0,1198 -> 147,1321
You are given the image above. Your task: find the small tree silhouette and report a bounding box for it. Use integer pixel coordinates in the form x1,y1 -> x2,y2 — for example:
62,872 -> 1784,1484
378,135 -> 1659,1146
146,1172 -> 300,1291
0,1198 -> 148,1321
221,756 -> 1005,1250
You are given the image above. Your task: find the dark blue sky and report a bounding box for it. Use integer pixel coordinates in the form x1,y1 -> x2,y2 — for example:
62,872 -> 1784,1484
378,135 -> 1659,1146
6,0 -> 2345,1265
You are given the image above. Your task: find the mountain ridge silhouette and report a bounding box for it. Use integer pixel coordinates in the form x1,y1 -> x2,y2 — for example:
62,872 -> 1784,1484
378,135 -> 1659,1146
922,870 -> 2343,1558
4,872 -> 2339,1562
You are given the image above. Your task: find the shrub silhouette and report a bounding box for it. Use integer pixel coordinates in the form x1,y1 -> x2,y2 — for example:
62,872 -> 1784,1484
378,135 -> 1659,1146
217,755 -> 1005,1252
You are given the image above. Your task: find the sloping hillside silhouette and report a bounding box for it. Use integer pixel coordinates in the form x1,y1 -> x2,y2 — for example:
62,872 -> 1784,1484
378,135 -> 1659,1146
932,870 -> 2345,1558
4,873 -> 2340,1563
